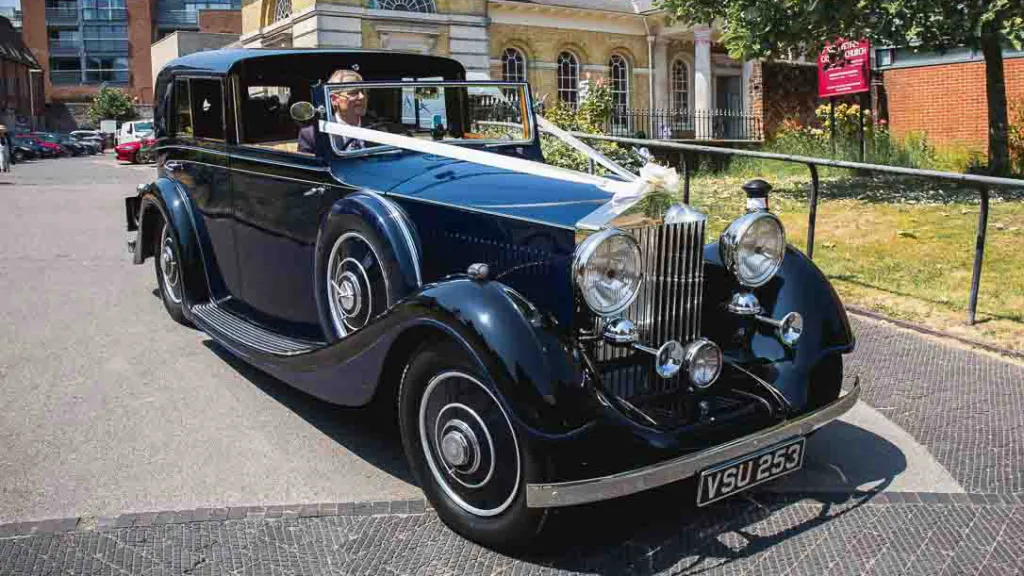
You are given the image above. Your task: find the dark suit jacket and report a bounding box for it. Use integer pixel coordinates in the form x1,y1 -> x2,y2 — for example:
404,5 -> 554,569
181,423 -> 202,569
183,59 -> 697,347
298,124 -> 316,153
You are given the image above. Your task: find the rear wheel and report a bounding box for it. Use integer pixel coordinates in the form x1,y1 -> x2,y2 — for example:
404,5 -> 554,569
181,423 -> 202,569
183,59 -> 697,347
399,341 -> 547,550
154,221 -> 190,326
14,150 -> 25,162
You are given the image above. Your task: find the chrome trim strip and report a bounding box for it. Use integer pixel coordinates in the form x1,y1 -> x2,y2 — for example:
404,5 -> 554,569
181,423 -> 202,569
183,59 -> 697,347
386,191 -> 576,231
171,158 -> 329,187
524,378 -> 860,508
362,188 -> 423,287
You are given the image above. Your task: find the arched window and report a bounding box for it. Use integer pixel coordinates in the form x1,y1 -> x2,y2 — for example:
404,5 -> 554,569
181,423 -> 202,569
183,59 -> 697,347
375,0 -> 437,12
557,51 -> 579,106
609,54 -> 629,109
271,0 -> 291,22
501,48 -> 526,83
671,59 -> 689,110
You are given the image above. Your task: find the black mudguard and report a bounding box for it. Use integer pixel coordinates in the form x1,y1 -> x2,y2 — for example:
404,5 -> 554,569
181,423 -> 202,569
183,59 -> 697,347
702,242 -> 855,409
130,178 -> 211,305
236,277 -> 597,435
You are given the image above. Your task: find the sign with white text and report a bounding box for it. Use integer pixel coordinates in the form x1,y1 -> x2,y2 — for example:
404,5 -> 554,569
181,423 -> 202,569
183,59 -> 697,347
818,38 -> 871,97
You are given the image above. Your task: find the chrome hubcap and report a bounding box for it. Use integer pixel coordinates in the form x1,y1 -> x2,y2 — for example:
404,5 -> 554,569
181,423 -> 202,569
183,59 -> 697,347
419,371 -> 521,517
160,225 -> 182,304
326,233 -> 389,336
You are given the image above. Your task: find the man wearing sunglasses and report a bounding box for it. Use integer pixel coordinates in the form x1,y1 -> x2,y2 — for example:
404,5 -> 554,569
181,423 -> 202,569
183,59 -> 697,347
298,69 -> 372,153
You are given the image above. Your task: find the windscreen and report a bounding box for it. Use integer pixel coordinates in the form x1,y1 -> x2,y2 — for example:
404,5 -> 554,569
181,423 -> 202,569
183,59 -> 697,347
322,82 -> 531,154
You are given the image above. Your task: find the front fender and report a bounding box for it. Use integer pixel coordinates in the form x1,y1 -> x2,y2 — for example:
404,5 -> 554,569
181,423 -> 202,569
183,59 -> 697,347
133,178 -> 210,304
702,243 -> 855,409
253,276 -> 597,435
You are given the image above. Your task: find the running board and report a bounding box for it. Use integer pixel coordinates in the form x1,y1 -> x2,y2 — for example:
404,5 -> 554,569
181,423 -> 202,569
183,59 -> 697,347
191,302 -> 323,356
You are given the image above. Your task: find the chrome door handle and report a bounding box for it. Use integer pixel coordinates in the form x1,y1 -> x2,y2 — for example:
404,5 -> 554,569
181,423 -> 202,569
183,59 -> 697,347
304,186 -> 326,197
165,161 -> 183,171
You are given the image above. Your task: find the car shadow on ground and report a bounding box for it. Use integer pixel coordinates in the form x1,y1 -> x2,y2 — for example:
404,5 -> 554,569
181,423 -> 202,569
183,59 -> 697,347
202,339 -> 416,486
202,335 -> 907,571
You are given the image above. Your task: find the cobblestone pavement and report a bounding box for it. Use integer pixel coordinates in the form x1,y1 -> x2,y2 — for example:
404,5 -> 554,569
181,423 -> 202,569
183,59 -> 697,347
850,319 -> 1024,495
3,158 -> 1024,574
0,493 -> 1022,575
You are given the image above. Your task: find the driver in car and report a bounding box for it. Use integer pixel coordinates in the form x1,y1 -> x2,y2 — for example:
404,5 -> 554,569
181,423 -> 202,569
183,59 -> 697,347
298,69 -> 372,153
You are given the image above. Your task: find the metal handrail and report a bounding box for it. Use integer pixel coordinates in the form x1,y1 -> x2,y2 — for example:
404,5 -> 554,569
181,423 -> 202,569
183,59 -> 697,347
570,131 -> 1024,325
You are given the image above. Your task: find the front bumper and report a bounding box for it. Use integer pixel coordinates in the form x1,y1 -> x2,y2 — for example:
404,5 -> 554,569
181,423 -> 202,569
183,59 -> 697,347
525,376 -> 860,508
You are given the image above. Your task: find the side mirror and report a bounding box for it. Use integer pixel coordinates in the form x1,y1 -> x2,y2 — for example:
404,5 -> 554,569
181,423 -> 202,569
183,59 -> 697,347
290,101 -> 318,123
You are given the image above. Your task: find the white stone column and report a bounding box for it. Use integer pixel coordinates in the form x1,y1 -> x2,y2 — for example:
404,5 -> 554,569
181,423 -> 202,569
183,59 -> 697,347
694,24 -> 712,139
652,38 -> 669,110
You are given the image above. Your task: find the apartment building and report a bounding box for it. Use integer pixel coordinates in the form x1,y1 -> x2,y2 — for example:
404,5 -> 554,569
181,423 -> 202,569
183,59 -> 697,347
19,0 -> 242,127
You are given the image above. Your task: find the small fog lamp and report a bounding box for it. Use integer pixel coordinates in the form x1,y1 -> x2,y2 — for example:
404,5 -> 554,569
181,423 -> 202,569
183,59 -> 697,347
684,338 -> 723,388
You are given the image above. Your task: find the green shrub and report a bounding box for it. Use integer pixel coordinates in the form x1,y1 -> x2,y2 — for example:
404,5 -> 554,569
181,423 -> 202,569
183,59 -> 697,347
539,79 -> 640,174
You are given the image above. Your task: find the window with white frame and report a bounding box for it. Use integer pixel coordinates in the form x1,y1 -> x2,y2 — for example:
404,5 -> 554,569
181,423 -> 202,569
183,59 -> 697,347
271,0 -> 290,21
609,54 -> 629,109
671,59 -> 689,110
375,0 -> 437,12
501,48 -> 526,83
557,51 -> 579,106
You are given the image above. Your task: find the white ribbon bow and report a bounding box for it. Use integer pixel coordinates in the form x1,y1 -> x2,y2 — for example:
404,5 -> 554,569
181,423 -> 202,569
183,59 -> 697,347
612,162 -> 681,205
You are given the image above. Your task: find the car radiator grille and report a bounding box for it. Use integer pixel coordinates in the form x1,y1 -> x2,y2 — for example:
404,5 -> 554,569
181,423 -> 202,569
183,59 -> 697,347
590,218 -> 709,425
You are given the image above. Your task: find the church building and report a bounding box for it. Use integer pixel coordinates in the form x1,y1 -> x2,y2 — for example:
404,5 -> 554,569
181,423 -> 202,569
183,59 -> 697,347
240,0 -> 778,140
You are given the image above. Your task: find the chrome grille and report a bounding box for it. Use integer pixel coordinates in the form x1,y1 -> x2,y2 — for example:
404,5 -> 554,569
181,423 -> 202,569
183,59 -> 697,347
594,218 -> 706,398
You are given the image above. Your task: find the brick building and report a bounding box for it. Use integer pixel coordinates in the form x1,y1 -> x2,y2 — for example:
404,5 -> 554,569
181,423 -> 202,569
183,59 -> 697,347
875,46 -> 1024,153
239,0 -> 787,141
18,0 -> 242,129
0,13 -> 42,131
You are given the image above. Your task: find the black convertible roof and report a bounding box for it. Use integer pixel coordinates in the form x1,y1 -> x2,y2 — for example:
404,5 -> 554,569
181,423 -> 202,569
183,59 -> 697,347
160,48 -> 466,80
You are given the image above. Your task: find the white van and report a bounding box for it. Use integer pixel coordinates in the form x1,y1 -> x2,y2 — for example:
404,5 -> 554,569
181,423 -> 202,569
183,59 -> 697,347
117,120 -> 154,145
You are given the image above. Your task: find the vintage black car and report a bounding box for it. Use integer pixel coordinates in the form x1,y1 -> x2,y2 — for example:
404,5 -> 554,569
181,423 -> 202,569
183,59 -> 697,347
125,49 -> 858,549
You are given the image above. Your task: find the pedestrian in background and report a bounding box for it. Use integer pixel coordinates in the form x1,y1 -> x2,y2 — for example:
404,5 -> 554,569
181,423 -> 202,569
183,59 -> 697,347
0,126 -> 10,173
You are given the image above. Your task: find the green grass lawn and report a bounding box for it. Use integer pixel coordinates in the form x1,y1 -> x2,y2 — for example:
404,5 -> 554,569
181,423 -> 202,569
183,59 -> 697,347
687,173 -> 1024,354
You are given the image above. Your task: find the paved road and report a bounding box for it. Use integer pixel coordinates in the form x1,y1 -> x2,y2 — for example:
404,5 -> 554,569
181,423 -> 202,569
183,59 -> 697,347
1,156 -> 1022,574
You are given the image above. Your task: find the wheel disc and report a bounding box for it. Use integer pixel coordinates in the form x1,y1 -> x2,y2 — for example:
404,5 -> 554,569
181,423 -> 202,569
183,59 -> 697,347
326,232 -> 389,336
160,225 -> 182,304
419,371 -> 521,517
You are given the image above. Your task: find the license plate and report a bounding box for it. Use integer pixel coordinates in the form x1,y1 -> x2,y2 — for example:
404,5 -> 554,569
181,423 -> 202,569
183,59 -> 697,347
696,437 -> 805,507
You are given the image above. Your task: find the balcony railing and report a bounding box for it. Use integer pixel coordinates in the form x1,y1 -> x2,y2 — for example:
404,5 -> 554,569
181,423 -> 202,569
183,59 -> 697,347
84,69 -> 130,84
50,70 -> 83,85
50,69 -> 130,85
82,7 -> 128,20
48,40 -> 83,56
603,108 -> 764,142
45,7 -> 80,25
156,9 -> 199,27
84,38 -> 129,53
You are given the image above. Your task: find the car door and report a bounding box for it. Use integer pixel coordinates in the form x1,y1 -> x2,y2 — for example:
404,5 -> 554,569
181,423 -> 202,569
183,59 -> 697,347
165,76 -> 241,301
228,79 -> 346,338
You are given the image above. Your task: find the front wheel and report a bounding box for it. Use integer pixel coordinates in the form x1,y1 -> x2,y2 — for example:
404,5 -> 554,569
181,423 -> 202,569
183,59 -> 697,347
399,341 -> 547,550
154,221 -> 190,326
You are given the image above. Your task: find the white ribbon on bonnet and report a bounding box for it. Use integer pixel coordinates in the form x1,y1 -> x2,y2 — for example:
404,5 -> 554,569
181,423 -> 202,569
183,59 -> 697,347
318,118 -> 681,214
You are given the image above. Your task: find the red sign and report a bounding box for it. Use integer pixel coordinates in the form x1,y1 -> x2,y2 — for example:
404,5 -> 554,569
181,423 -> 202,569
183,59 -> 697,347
818,38 -> 871,97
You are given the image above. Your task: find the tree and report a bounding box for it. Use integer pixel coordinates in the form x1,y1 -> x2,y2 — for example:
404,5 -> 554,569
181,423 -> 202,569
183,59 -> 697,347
658,0 -> 1024,175
87,86 -> 137,123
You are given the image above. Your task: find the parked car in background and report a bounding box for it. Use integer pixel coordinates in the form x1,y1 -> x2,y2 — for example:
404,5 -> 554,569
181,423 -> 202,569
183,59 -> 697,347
16,134 -> 63,157
125,49 -> 859,550
71,133 -> 104,153
115,132 -> 156,164
117,120 -> 154,145
31,132 -> 90,156
10,138 -> 39,162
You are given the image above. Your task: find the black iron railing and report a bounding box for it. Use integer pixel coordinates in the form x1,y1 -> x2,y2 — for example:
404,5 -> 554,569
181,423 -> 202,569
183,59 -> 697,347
605,108 -> 763,142
45,6 -> 79,25
568,132 -> 1024,325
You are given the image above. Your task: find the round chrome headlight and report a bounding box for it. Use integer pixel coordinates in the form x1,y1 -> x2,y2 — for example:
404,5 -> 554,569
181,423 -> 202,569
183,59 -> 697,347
574,228 -> 643,316
719,212 -> 786,287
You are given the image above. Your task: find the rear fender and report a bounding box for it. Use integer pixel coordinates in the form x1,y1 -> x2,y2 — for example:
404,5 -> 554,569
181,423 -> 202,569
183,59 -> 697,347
133,179 -> 210,304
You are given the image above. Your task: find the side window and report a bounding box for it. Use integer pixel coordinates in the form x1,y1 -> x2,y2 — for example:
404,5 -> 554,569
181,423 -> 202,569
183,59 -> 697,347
174,79 -> 193,137
190,79 -> 225,140
239,85 -> 309,154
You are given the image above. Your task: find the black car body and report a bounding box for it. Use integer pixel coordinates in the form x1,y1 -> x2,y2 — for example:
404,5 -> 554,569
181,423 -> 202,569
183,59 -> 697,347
11,138 -> 38,161
125,49 -> 858,549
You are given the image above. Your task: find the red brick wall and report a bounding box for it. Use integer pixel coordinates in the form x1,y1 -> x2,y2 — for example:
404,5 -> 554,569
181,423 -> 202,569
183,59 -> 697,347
126,0 -> 155,104
199,10 -> 242,35
881,58 -> 1024,152
19,0 -> 49,102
